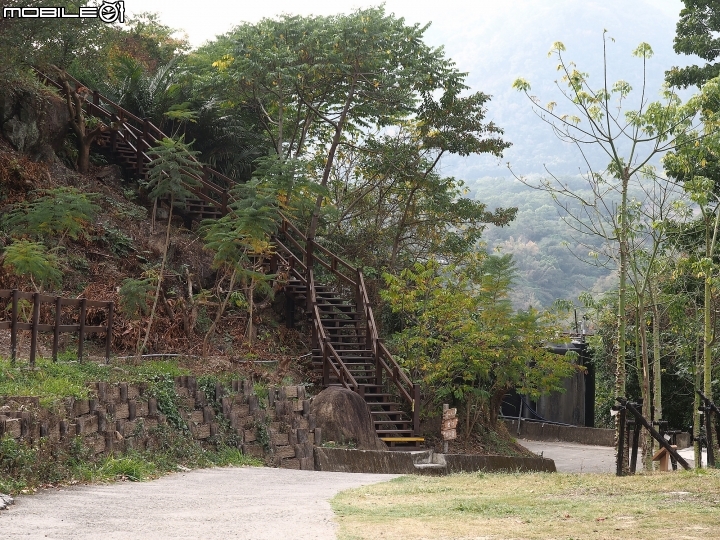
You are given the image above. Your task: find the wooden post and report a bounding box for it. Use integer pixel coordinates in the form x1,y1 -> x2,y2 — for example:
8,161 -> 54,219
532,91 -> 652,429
619,398 -> 691,470
222,188 -> 228,215
138,120 -> 149,178
110,114 -> 118,152
375,342 -> 383,386
10,289 -> 18,365
322,338 -> 329,387
105,302 -> 114,364
412,384 -> 420,438
78,298 -> 87,362
53,296 -> 62,362
616,405 -> 626,476
29,292 -> 40,369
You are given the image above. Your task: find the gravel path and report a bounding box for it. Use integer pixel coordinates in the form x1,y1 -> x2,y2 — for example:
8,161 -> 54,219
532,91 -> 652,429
0,467 -> 399,539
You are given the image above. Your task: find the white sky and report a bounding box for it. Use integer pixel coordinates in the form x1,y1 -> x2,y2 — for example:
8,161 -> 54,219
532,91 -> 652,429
130,0 -> 684,49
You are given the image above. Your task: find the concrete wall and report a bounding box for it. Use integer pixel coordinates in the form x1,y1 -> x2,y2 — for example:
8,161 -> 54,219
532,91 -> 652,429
314,447 -> 556,475
504,418 -> 615,446
536,370 -> 585,426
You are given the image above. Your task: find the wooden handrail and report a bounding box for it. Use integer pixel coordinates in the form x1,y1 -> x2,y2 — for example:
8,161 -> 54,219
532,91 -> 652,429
35,67 -> 420,434
34,68 -> 234,205
308,269 -> 358,390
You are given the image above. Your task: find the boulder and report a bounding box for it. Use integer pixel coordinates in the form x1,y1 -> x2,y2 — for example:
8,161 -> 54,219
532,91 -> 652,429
0,85 -> 69,162
310,387 -> 387,451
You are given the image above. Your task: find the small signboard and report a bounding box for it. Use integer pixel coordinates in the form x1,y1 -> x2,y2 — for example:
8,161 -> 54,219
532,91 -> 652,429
441,407 -> 457,440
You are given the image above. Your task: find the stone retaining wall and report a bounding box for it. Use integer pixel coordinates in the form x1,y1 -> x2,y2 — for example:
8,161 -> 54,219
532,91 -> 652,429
0,378 -> 320,469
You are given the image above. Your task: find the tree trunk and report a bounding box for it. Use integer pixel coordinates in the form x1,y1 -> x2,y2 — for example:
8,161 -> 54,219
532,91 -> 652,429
487,388 -> 508,429
77,141 -> 92,174
693,334 -> 702,467
202,268 -> 237,355
615,174 -> 629,458
140,195 -> 173,354
307,78 -> 357,240
638,300 -> 653,470
650,287 -> 662,424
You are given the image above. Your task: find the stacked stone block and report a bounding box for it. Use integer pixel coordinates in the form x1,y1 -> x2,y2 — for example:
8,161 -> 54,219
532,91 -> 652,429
0,378 -> 321,470
0,382 -> 166,456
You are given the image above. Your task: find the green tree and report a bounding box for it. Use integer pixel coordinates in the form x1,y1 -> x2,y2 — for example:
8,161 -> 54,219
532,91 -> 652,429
665,100 -> 720,463
4,187 -> 99,245
512,36 -> 705,455
327,124 -> 515,273
205,6 -> 509,239
139,137 -> 202,354
1,240 -> 62,291
202,179 -> 281,348
381,256 -> 574,433
119,277 -> 154,319
667,0 -> 720,88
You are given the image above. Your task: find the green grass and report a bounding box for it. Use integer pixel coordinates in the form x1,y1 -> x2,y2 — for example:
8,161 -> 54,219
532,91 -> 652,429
332,470 -> 720,540
0,356 -> 189,408
0,429 -> 263,495
0,355 -> 263,495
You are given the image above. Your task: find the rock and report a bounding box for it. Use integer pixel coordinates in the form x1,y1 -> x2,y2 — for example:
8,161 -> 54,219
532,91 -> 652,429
0,85 -> 70,162
310,387 -> 387,451
0,493 -> 15,510
95,165 -> 123,186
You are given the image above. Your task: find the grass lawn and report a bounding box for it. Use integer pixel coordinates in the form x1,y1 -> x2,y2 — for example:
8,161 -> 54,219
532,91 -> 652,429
332,469 -> 720,540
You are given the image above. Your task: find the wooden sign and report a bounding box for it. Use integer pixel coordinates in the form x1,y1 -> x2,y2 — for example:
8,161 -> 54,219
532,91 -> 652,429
442,408 -> 457,420
441,428 -> 457,440
441,407 -> 457,440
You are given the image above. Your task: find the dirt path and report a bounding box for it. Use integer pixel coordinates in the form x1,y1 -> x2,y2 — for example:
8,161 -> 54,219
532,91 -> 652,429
0,467 -> 398,539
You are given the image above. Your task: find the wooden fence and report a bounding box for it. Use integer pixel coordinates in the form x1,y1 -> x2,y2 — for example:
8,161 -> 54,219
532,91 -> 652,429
0,290 -> 114,366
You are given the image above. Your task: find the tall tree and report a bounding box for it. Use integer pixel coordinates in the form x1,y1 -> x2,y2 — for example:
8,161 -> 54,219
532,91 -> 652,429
512,34 -> 705,460
667,0 -> 720,89
140,137 -> 201,354
381,255 -> 574,432
665,93 -> 720,462
204,6 -> 509,239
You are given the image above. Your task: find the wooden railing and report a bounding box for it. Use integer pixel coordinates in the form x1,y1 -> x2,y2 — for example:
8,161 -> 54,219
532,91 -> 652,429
0,290 -> 113,366
34,68 -> 420,434
276,215 -> 420,434
34,68 -> 232,214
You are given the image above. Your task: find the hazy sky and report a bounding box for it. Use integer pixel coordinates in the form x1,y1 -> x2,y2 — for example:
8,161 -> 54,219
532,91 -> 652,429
126,0 -> 693,178
130,0 -> 685,48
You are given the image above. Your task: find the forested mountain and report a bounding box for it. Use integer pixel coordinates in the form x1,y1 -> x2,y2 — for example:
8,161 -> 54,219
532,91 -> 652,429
469,176 -> 616,309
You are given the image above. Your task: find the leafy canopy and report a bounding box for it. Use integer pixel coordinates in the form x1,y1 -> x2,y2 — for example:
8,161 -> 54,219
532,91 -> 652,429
667,0 -> 720,88
2,240 -> 62,291
3,187 -> 99,243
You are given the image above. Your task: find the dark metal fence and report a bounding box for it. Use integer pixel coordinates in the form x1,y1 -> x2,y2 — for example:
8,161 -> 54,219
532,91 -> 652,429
0,290 -> 114,366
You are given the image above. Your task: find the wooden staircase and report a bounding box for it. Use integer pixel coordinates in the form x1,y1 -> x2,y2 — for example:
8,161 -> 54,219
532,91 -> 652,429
36,69 -> 423,447
272,221 -> 422,446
